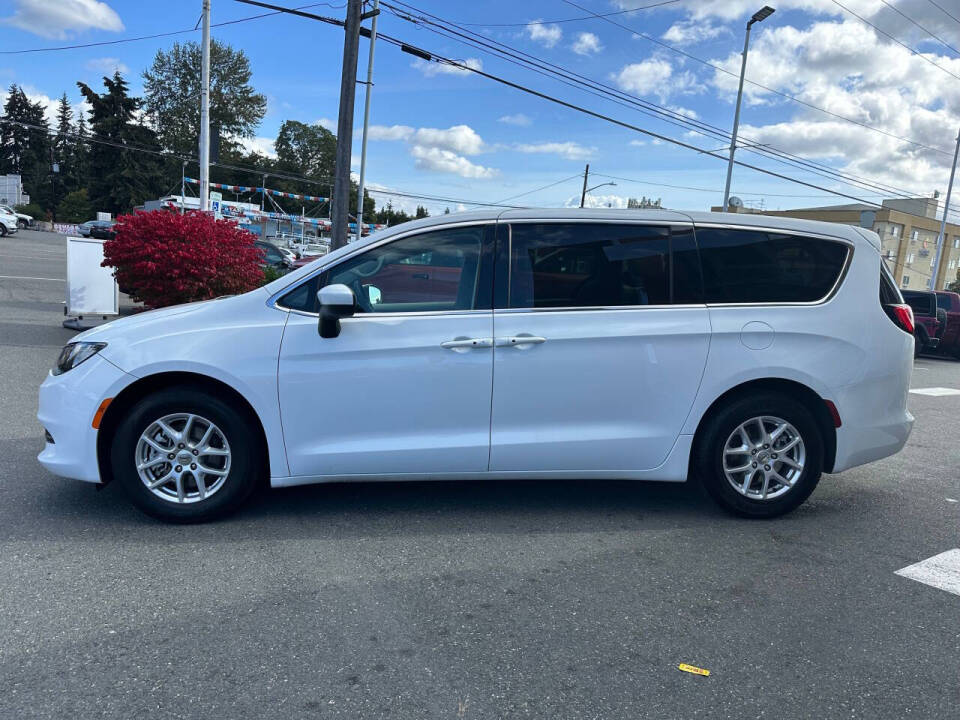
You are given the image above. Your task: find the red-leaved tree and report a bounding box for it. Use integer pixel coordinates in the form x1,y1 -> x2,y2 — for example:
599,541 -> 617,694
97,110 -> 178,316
102,210 -> 265,308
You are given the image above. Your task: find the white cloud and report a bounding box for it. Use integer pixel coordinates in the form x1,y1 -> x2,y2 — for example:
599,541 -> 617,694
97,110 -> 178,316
662,20 -> 726,45
1,0 -> 123,39
410,146 -> 497,178
498,113 -> 532,126
572,32 -> 603,55
527,20 -> 562,48
516,141 -> 595,161
412,57 -> 483,76
367,124 -> 415,142
84,57 -> 129,75
564,193 -> 630,209
413,125 -> 485,155
629,139 -> 646,147
612,58 -> 698,100
238,136 -> 276,158
366,123 -> 497,178
317,117 -> 336,132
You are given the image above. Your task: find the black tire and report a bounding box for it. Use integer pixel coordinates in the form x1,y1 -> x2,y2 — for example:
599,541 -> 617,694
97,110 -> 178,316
0,224 -> 7,237
694,392 -> 824,518
914,327 -> 928,358
110,386 -> 262,523
17,220 -> 27,229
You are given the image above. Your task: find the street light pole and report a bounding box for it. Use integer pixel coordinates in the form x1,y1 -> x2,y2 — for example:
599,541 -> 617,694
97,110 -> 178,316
931,127 -> 960,290
199,0 -> 211,212
355,0 -> 380,243
580,163 -> 590,208
722,6 -> 774,212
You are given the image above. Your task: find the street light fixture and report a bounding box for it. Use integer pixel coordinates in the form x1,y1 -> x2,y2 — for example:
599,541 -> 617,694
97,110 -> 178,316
580,181 -> 616,208
721,5 -> 775,212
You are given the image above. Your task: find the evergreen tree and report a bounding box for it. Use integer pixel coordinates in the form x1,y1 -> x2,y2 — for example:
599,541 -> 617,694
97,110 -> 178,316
0,84 -> 51,210
77,72 -> 165,215
52,94 -> 73,209
71,111 -> 90,192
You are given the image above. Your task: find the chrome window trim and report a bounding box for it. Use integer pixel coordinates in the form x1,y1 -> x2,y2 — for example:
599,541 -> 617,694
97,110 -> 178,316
494,304 -> 707,314
267,220 -> 494,313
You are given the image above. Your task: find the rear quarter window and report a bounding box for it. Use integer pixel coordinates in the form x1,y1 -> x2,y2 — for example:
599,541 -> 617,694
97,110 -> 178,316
695,227 -> 849,304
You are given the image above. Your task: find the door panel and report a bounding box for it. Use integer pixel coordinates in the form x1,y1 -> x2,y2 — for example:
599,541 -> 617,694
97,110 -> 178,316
489,221 -> 710,473
490,308 -> 710,471
279,311 -> 493,476
277,224 -> 495,477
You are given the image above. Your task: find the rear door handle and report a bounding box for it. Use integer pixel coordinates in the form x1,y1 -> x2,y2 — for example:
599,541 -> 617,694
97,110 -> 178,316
496,335 -> 547,347
441,337 -> 493,350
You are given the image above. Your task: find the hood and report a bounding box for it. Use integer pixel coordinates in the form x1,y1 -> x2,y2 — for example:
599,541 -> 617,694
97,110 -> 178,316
74,294 -> 244,344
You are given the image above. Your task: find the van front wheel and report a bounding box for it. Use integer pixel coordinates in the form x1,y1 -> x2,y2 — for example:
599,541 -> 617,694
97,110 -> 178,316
695,393 -> 824,518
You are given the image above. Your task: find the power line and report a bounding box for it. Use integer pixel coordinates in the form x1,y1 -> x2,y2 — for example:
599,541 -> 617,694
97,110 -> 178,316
485,173 -> 584,205
925,0 -> 960,27
876,0 -> 960,56
455,0 -> 683,27
588,172 -> 891,199
830,0 -> 960,80
383,1 -> 960,218
557,0 -> 955,157
0,2 -> 343,55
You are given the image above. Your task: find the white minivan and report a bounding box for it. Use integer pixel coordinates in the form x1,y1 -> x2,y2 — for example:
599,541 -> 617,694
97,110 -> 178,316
38,209 -> 915,522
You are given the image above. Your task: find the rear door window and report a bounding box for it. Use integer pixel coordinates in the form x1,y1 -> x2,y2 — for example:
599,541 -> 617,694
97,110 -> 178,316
695,227 -> 849,304
504,223 -> 702,308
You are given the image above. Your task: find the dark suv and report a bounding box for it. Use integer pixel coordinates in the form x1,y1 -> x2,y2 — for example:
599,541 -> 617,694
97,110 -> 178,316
901,290 -> 942,356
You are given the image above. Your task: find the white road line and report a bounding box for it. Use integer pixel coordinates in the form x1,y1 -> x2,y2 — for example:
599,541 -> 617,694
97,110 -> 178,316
0,274 -> 65,282
895,549 -> 960,597
909,387 -> 960,396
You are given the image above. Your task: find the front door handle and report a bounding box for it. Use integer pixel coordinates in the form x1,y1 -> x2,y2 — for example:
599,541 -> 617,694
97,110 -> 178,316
496,335 -> 547,347
441,337 -> 493,351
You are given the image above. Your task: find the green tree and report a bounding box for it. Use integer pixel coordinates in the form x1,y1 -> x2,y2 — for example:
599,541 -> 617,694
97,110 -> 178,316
78,72 -> 165,215
51,94 -> 74,209
57,188 -> 91,222
415,205 -> 429,219
274,120 -> 336,180
70,110 -> 90,192
0,84 -> 51,210
142,39 -> 266,157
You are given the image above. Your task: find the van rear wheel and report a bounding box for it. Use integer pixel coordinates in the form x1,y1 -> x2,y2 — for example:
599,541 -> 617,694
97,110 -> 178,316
695,393 -> 824,518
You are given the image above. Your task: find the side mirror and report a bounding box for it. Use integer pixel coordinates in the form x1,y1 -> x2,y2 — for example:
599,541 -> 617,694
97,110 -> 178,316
317,284 -> 356,338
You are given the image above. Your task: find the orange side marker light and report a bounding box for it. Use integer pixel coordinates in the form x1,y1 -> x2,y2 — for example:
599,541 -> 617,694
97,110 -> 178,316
92,398 -> 113,429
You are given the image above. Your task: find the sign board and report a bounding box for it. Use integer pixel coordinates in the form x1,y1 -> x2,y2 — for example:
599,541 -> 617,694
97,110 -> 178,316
210,191 -> 222,202
211,199 -> 222,219
96,211 -> 111,222
65,236 -> 119,316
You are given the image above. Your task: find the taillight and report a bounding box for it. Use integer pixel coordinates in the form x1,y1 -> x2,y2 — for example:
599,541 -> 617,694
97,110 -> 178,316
884,303 -> 914,334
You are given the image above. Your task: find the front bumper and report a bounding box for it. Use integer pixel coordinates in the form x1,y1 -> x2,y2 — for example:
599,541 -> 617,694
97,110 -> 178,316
37,355 -> 133,483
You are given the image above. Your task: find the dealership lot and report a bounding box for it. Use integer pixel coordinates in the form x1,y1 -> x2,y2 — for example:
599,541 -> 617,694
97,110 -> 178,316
1,230 -> 958,718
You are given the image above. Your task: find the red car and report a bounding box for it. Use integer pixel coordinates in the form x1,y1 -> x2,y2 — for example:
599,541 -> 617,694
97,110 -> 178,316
935,291 -> 960,359
901,290 -> 941,357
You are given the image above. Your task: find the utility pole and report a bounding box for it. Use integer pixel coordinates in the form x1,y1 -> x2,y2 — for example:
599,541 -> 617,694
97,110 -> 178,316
931,127 -> 960,290
199,0 -> 211,212
580,163 -> 589,208
355,0 -> 380,243
181,160 -> 187,214
330,0 -> 362,250
722,6 -> 775,212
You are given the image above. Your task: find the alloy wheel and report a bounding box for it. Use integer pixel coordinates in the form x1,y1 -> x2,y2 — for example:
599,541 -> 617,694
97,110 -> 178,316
134,413 -> 231,504
722,415 -> 806,501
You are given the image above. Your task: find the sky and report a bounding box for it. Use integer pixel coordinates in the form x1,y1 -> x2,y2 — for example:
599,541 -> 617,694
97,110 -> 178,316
2,0 -> 960,216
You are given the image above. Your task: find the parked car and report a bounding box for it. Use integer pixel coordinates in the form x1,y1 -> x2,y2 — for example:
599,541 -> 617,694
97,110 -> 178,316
255,240 -> 293,271
77,220 -> 98,237
0,204 -> 32,228
38,210 -> 915,522
901,290 -> 941,357
935,291 -> 960,359
0,207 -> 19,236
89,220 -> 117,240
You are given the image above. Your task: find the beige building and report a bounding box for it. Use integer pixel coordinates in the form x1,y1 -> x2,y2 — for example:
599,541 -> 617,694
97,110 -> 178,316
712,197 -> 960,291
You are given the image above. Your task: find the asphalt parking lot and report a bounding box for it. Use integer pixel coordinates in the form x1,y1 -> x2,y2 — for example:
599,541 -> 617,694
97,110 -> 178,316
1,229 -> 958,719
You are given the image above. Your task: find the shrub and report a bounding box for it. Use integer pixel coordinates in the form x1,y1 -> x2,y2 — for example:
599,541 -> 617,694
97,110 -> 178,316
102,210 -> 265,308
57,189 -> 92,223
14,202 -> 44,219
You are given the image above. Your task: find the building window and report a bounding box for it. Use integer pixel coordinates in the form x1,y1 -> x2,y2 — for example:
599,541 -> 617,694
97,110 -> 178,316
950,260 -> 957,270
891,225 -> 901,238
954,238 -> 959,249
902,275 -> 910,286
911,229 -> 919,241
907,253 -> 915,264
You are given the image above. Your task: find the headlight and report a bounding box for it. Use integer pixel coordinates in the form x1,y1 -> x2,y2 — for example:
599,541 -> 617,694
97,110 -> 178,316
53,342 -> 107,375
